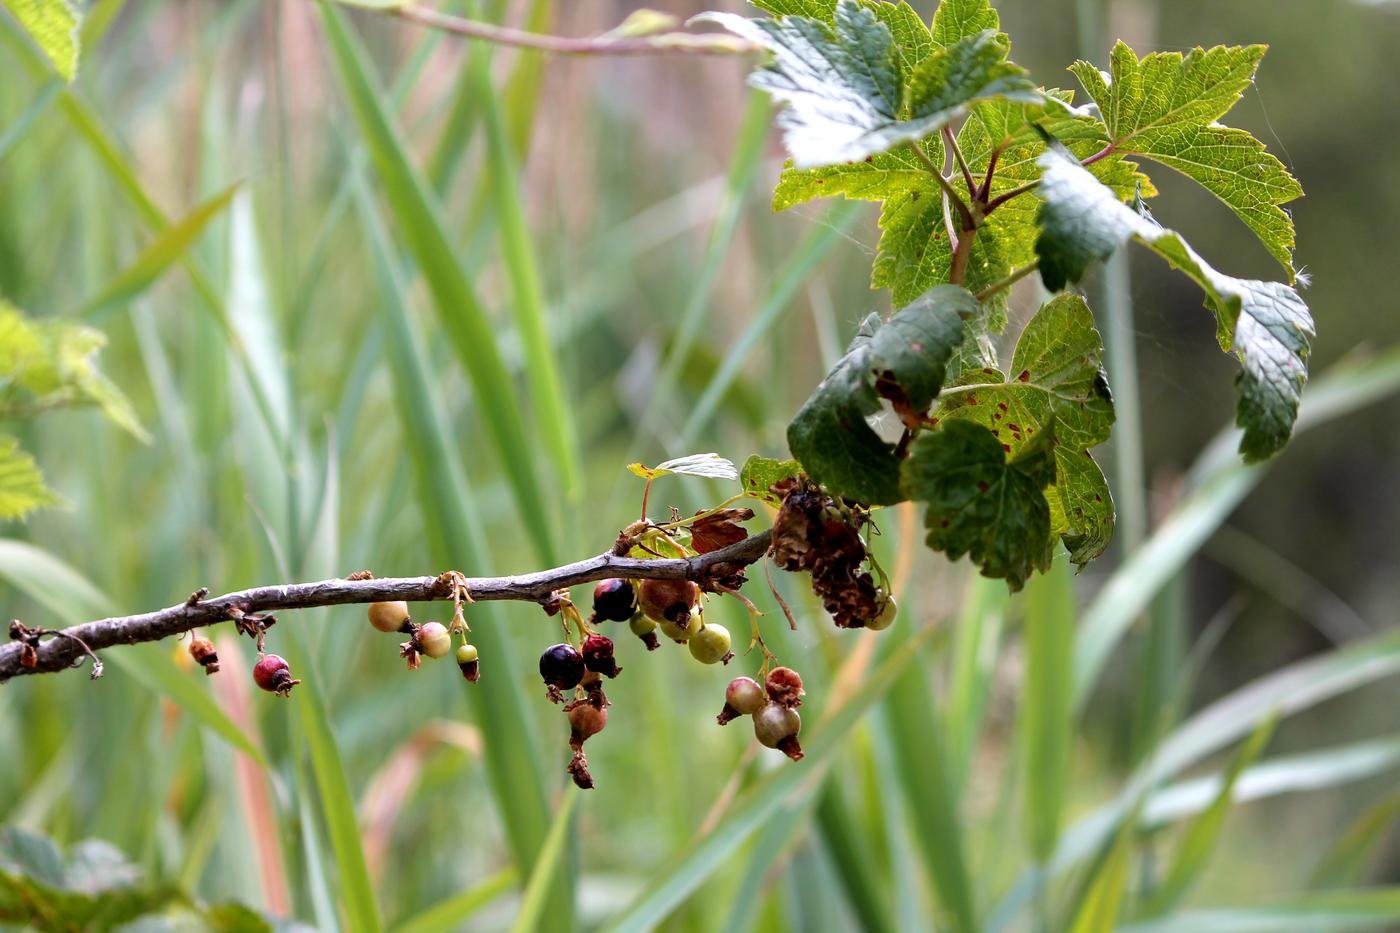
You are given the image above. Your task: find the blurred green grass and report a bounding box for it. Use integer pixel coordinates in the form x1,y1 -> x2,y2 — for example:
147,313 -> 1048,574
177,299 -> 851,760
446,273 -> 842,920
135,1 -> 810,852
3,0 -> 1400,930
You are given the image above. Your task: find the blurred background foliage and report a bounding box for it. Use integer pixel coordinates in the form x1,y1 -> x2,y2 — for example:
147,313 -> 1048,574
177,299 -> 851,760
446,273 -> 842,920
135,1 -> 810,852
2,0 -> 1400,930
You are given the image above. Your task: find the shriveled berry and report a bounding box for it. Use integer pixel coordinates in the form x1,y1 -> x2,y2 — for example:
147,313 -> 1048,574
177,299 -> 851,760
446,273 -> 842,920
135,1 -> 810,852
568,701 -> 608,749
766,667 -> 804,708
689,624 -> 733,665
638,578 -> 699,625
592,579 -> 637,623
868,594 -> 897,631
418,622 -> 452,659
629,614 -> 660,651
717,675 -> 765,725
753,704 -> 803,760
540,643 -> 585,691
582,634 -> 621,678
368,601 -> 411,633
456,643 -> 480,682
252,654 -> 300,697
188,633 -> 219,675
659,612 -> 701,643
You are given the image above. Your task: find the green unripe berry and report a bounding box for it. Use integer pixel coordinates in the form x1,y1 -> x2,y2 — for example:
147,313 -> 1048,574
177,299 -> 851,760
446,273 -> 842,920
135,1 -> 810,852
456,643 -> 479,664
456,642 -> 481,682
659,612 -> 701,643
629,614 -> 657,636
688,624 -> 733,664
368,600 -> 410,633
418,622 -> 452,659
868,594 -> 897,631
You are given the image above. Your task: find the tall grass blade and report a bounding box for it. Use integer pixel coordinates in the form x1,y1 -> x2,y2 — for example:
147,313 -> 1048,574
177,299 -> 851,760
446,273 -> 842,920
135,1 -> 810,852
392,868 -> 518,933
1022,554 -> 1075,863
510,788 -> 580,933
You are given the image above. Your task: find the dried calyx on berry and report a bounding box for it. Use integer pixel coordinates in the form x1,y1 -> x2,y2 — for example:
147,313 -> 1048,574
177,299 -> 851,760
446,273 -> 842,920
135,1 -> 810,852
582,634 -> 621,678
766,667 -> 804,708
591,578 -> 637,623
659,611 -> 701,644
456,643 -> 481,682
638,579 -> 699,626
253,654 -> 301,697
539,643 -> 585,702
629,614 -> 660,650
688,623 -> 733,665
187,633 -> 219,675
368,601 -> 412,634
753,704 -> 803,760
717,675 -> 765,725
770,479 -> 885,628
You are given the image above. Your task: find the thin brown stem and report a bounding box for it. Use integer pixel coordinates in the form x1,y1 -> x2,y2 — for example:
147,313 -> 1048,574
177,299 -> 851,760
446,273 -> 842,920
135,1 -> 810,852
394,5 -> 761,56
907,141 -> 975,232
0,530 -> 773,681
944,127 -> 977,200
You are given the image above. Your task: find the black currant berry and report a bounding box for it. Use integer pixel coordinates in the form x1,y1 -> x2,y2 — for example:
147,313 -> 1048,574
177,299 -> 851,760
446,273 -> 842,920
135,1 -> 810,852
540,643 -> 585,695
592,579 -> 637,623
456,643 -> 481,682
638,578 -> 699,625
252,654 -> 301,697
582,634 -> 621,678
717,675 -> 765,725
368,601 -> 411,633
688,624 -> 733,665
753,704 -> 803,760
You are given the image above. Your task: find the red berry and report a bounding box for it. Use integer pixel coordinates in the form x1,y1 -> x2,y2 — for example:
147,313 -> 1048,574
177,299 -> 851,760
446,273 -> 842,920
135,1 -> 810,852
418,622 -> 452,659
252,654 -> 300,697
638,578 -> 699,625
717,675 -> 766,725
540,643 -> 585,691
582,634 -> 621,678
592,579 -> 637,622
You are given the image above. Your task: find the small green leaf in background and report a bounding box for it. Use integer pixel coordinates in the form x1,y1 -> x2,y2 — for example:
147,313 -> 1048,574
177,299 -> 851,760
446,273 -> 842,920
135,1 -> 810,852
626,452 -> 738,481
698,0 -> 1038,167
0,0 -> 80,81
1034,150 -> 1312,463
739,454 -> 802,504
937,293 -> 1116,565
931,0 -> 999,46
0,435 -> 61,521
1068,41 -> 1302,277
903,418 -> 1055,590
788,284 -> 975,505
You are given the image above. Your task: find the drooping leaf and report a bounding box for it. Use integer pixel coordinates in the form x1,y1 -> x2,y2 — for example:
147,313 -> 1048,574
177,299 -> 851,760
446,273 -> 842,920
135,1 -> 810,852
699,1 -> 1038,167
1068,41 -> 1302,277
0,435 -> 61,521
739,454 -> 803,504
0,302 -> 148,440
1034,151 -> 1312,462
901,418 -> 1055,589
935,293 -> 1116,564
787,284 -> 976,504
627,452 -> 738,481
0,0 -> 80,81
690,508 -> 753,553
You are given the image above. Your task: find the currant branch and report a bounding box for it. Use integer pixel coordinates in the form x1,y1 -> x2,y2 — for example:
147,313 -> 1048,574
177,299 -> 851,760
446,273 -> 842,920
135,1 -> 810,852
0,529 -> 772,682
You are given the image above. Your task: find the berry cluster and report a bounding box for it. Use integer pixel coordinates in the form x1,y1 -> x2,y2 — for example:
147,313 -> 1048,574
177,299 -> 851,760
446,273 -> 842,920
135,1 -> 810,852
715,668 -> 804,760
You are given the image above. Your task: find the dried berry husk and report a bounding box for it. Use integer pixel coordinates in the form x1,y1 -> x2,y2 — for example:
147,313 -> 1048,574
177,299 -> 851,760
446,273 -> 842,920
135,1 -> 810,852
766,667 -> 804,708
629,614 -> 661,651
638,578 -> 699,625
717,675 -> 765,725
591,579 -> 638,623
769,481 -> 885,627
567,750 -> 595,789
581,634 -> 621,678
188,633 -> 220,675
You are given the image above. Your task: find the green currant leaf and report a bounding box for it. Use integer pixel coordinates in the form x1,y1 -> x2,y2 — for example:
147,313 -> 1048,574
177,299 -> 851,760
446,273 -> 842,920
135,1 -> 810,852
1068,41 -> 1302,278
0,0 -> 80,81
1034,151 -> 1312,462
0,436 -> 62,522
751,0 -> 837,19
935,294 -> 1116,565
627,453 -> 738,481
787,284 -> 976,504
739,455 -> 804,504
750,0 -> 935,71
699,1 -> 1039,168
901,419 -> 1055,591
931,0 -> 999,47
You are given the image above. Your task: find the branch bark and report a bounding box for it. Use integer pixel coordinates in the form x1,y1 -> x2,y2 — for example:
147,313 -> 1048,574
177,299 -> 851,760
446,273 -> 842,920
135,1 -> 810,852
0,529 -> 773,682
